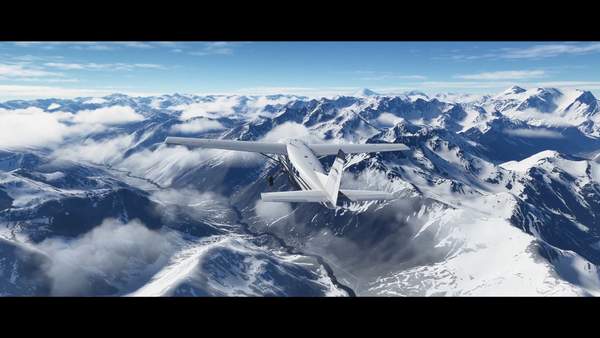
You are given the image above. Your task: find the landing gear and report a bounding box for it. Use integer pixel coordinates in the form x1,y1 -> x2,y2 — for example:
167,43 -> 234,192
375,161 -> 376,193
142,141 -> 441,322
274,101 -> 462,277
267,176 -> 274,186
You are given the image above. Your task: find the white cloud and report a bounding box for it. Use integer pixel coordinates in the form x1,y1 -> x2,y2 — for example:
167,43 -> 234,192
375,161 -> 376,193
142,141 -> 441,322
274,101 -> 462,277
43,63 -> 86,70
170,119 -> 225,134
500,43 -> 600,59
13,42 -> 117,51
174,97 -> 240,120
0,85 -> 113,99
261,122 -> 321,143
44,62 -> 165,71
150,188 -> 232,224
0,63 -> 62,78
352,71 -> 427,81
13,77 -> 79,83
254,199 -> 292,223
533,81 -> 600,90
121,142 -> 262,186
173,95 -> 296,120
51,134 -> 135,164
436,43 -> 600,62
229,86 -> 353,98
503,128 -> 564,138
0,107 -> 72,148
0,105 -> 143,151
377,113 -> 404,126
189,42 -> 235,56
38,218 -> 176,296
72,106 -> 144,125
454,70 -> 547,80
118,42 -> 154,49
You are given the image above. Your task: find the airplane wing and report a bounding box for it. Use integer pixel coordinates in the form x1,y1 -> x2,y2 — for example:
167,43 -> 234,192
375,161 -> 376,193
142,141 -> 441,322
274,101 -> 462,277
165,137 -> 287,155
262,189 -> 396,203
261,190 -> 328,203
339,189 -> 396,201
308,143 -> 409,156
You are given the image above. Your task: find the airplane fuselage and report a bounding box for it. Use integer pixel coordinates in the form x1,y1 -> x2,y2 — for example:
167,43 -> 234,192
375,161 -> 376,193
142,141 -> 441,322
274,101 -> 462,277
278,139 -> 335,208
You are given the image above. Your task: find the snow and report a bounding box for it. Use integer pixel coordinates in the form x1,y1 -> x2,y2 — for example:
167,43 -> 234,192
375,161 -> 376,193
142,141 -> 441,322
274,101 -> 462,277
129,235 -> 346,297
500,150 -> 589,182
128,236 -> 228,296
491,87 -> 598,126
500,150 -> 562,173
3,88 -> 600,296
368,194 -> 584,296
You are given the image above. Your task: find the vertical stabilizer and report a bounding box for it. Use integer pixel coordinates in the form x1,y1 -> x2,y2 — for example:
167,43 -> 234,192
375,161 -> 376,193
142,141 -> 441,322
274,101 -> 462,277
324,149 -> 346,205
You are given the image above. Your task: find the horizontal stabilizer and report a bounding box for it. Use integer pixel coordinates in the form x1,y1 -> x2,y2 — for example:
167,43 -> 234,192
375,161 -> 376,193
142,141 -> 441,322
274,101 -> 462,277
339,189 -> 396,201
261,190 -> 328,203
165,137 -> 287,155
309,143 -> 409,156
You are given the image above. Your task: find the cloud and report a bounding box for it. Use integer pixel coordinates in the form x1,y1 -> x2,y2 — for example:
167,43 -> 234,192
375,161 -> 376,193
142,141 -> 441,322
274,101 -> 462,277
72,106 -> 144,125
51,134 -> 135,164
13,42 -> 117,51
0,63 -> 63,78
0,107 -> 73,149
500,42 -> 600,59
351,71 -> 427,81
174,97 -> 240,120
435,43 -> 600,61
174,95 -> 296,120
254,200 -> 292,223
0,85 -> 111,99
117,42 -> 154,49
170,119 -> 225,134
376,113 -> 404,126
454,70 -> 547,80
532,81 -> 600,90
261,122 -> 321,143
503,128 -> 564,138
12,41 -> 173,52
0,106 -> 142,151
37,218 -> 176,296
0,85 -> 161,100
121,142 -> 263,186
227,86 -> 361,98
189,42 -> 235,56
44,62 -> 165,71
12,77 -> 80,83
151,188 -> 233,224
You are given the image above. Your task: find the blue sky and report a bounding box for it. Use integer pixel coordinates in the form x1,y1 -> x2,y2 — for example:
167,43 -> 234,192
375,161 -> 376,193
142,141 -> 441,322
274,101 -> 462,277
1,41 -> 600,99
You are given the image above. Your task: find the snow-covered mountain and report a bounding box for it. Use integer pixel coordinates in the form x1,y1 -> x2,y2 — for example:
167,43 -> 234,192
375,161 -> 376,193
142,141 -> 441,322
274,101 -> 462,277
2,86 -> 600,296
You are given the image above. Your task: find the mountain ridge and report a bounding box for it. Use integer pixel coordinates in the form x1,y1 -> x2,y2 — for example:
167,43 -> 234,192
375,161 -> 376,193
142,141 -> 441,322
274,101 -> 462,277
2,85 -> 600,296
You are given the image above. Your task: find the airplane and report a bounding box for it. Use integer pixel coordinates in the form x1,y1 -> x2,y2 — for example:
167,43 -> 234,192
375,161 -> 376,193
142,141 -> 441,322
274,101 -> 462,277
164,136 -> 409,209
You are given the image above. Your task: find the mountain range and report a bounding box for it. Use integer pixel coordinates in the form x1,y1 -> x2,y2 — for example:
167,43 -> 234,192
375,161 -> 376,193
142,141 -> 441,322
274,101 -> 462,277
1,86 -> 600,296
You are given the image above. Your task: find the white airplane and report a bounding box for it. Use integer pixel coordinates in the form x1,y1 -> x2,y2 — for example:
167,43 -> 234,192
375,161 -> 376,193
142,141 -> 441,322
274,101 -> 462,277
164,136 -> 409,209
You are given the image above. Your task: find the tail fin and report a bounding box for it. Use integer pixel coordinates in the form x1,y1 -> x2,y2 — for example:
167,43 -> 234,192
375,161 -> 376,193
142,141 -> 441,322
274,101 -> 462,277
324,149 -> 346,205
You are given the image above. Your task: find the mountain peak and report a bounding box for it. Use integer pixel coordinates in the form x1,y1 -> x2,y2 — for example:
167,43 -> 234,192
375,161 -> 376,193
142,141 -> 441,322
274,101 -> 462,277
503,85 -> 527,95
354,88 -> 379,97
